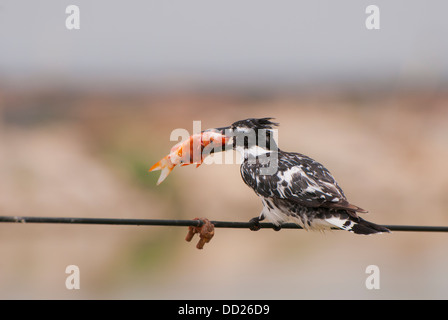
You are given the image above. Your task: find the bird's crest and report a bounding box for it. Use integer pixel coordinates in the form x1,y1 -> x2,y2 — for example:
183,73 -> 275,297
231,117 -> 279,130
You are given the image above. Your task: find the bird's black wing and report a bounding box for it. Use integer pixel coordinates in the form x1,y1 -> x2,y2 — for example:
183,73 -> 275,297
240,151 -> 367,213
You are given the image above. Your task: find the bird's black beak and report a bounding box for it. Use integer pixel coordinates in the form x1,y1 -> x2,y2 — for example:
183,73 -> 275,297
203,126 -> 233,153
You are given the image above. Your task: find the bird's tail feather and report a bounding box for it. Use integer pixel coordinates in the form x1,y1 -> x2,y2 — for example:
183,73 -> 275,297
325,216 -> 390,235
351,217 -> 390,235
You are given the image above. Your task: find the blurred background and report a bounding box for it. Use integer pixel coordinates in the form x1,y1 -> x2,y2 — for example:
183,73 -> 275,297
1,0 -> 448,299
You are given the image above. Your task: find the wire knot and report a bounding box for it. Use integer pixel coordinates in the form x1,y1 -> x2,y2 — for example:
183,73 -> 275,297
185,218 -> 215,249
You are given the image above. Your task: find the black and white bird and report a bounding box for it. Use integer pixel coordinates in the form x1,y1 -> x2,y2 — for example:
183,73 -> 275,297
213,118 -> 389,235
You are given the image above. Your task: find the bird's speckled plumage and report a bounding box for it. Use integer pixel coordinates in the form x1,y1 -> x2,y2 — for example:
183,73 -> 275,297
230,118 -> 389,235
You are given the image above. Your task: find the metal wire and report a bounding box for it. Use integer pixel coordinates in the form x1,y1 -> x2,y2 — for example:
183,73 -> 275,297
1,215 -> 448,232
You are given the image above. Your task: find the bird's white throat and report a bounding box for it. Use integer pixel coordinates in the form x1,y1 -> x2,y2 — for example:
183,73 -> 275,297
236,145 -> 272,159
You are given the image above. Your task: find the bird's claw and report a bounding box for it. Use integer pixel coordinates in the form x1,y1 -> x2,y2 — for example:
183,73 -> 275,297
249,217 -> 262,231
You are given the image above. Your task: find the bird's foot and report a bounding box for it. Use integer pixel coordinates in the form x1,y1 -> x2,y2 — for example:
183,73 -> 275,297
272,224 -> 282,232
249,217 -> 262,231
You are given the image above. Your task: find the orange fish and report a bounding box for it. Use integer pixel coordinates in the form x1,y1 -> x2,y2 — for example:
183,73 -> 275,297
149,131 -> 229,185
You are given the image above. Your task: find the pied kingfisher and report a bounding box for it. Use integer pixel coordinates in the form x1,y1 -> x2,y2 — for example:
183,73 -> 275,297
214,118 -> 389,235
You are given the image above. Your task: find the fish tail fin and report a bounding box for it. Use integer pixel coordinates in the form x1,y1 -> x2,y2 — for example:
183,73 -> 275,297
156,166 -> 174,185
149,157 -> 175,185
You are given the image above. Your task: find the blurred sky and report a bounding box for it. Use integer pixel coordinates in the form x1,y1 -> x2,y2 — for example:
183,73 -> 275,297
1,0 -> 448,91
